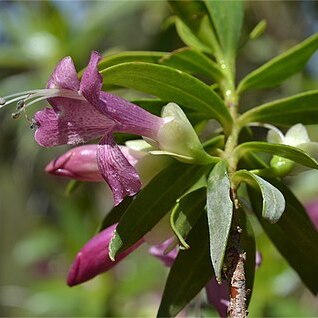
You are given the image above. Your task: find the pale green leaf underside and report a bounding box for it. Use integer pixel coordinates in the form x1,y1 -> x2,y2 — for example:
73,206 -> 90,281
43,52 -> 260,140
207,160 -> 233,281
234,170 -> 285,223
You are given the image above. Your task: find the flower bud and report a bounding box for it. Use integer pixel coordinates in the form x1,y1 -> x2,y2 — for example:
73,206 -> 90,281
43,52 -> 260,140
67,224 -> 144,286
45,145 -> 103,182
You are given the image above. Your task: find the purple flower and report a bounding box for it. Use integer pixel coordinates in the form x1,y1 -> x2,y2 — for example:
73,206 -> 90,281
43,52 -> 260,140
67,223 -> 144,286
1,51 -> 215,205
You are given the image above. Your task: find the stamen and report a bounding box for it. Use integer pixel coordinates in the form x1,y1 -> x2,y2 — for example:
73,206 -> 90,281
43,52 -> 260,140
0,88 -> 86,111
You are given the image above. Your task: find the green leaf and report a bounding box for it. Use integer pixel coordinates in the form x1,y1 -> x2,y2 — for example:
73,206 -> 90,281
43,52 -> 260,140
207,160 -> 233,281
174,18 -> 213,54
170,187 -> 206,249
249,20 -> 267,40
239,211 -> 256,307
109,162 -> 207,260
238,33 -> 318,93
169,1 -> 219,54
98,196 -> 133,232
233,170 -> 285,223
247,179 -> 318,294
234,141 -> 318,170
240,90 -> 318,126
159,47 -> 223,81
100,62 -> 232,134
98,51 -> 164,70
157,214 -> 213,317
204,0 -> 243,64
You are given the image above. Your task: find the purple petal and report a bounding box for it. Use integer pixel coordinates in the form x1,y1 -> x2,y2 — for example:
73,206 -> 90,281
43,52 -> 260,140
305,200 -> 318,230
45,145 -> 104,182
67,224 -> 144,286
205,278 -> 230,317
97,134 -> 141,205
149,238 -> 178,267
99,91 -> 165,139
79,51 -> 103,108
47,56 -> 80,91
34,99 -> 114,147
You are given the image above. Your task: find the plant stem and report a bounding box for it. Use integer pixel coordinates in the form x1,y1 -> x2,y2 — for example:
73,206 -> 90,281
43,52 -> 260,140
221,76 -> 247,318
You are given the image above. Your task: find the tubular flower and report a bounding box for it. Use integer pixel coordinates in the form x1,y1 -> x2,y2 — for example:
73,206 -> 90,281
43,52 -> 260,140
1,51 -> 214,205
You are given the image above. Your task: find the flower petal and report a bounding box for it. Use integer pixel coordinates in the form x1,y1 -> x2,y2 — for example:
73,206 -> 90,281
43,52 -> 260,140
205,278 -> 230,317
97,134 -> 142,205
99,91 -> 164,139
285,123 -> 310,146
67,224 -> 144,286
79,51 -> 103,108
149,237 -> 179,267
34,100 -> 114,147
47,56 -> 80,91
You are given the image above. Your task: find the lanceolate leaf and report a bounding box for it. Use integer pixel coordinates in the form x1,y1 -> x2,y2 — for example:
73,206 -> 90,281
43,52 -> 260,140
158,214 -> 213,317
175,18 -> 213,54
239,90 -> 318,126
233,170 -> 285,223
109,163 -> 207,260
169,1 -> 219,54
100,62 -> 232,134
204,0 -> 243,64
170,187 -> 206,249
234,141 -> 318,170
159,47 -> 223,81
98,51 -> 164,70
247,179 -> 318,295
207,160 -> 233,281
238,33 -> 318,92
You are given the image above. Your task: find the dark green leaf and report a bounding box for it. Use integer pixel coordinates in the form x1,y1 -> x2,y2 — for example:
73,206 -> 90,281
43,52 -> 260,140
170,187 -> 206,249
109,163 -> 208,260
238,33 -> 318,92
204,0 -> 243,64
100,62 -> 232,134
158,214 -> 213,317
247,179 -> 318,295
169,1 -> 219,54
233,170 -> 285,223
240,90 -> 318,126
207,160 -> 233,281
159,47 -> 223,81
234,141 -> 318,170
98,196 -> 133,232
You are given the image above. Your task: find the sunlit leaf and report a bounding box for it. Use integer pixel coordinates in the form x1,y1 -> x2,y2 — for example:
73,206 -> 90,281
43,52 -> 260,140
234,141 -> 318,170
238,33 -> 318,92
159,47 -> 223,81
240,90 -> 318,126
204,0 -> 243,66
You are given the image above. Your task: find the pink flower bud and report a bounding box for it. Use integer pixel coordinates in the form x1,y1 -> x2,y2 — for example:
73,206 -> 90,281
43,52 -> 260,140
67,224 -> 144,286
45,145 -> 103,182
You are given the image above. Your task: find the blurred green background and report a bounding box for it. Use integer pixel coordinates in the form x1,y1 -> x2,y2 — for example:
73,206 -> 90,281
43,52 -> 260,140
0,1 -> 317,317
